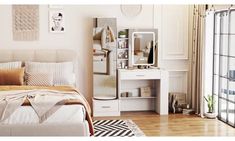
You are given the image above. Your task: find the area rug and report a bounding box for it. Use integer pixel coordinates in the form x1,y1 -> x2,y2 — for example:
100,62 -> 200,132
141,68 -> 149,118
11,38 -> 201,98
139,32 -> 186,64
93,119 -> 145,137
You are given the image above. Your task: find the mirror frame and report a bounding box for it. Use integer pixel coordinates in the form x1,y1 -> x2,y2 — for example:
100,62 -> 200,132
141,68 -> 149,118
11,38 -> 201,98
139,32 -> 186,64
131,31 -> 155,66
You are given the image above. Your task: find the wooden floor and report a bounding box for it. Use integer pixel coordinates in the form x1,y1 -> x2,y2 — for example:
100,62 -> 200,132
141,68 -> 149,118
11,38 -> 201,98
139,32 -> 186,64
93,111 -> 235,136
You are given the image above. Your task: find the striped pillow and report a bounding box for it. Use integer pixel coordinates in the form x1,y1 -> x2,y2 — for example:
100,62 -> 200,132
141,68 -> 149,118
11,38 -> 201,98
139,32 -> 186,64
26,72 -> 53,86
25,62 -> 74,86
0,61 -> 22,69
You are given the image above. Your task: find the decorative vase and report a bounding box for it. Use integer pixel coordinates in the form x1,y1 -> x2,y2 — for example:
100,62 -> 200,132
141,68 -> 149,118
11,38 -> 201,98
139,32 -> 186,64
205,112 -> 217,119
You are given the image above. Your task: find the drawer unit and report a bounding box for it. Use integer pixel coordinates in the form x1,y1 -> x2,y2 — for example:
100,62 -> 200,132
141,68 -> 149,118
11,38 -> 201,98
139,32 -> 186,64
93,99 -> 120,117
119,69 -> 161,80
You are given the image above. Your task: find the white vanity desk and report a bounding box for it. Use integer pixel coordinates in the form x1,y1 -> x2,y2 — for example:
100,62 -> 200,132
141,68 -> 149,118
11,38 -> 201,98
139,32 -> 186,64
118,68 -> 169,115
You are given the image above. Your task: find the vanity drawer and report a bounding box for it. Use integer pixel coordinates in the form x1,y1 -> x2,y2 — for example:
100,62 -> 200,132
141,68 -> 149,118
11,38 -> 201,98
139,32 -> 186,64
93,99 -> 119,112
119,70 -> 161,80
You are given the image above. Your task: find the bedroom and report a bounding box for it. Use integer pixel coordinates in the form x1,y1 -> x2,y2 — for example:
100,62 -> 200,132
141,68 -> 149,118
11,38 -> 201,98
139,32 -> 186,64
0,0 -> 235,139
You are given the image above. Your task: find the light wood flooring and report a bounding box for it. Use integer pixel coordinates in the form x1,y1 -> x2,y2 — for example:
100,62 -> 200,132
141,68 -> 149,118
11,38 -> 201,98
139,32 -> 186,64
93,111 -> 235,136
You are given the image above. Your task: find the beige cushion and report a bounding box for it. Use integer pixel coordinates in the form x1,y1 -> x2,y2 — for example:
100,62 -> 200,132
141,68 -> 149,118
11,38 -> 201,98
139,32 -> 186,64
25,62 -> 74,86
0,68 -> 24,85
26,72 -> 53,86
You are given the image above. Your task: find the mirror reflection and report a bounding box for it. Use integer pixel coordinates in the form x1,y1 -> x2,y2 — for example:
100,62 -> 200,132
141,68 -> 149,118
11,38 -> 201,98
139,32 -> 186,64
132,32 -> 155,65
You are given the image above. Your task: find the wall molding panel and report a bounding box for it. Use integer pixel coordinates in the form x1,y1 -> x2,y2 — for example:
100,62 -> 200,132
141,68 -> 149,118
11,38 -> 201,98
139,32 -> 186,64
160,5 -> 189,60
168,71 -> 188,94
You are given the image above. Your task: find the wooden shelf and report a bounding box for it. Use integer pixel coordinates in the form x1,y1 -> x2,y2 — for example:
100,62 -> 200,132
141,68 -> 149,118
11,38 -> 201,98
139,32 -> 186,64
120,96 -> 156,99
117,58 -> 128,60
118,37 -> 129,40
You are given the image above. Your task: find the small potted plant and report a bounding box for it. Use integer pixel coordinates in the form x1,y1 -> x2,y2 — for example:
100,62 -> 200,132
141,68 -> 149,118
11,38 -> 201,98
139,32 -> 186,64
119,30 -> 127,38
204,95 -> 217,119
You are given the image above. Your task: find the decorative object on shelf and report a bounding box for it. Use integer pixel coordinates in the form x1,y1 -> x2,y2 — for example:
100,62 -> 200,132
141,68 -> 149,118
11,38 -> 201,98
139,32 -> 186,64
118,51 -> 128,59
49,10 -> 65,33
204,95 -> 217,119
118,30 -> 128,38
140,87 -> 151,97
121,92 -> 128,97
117,29 -> 129,69
127,92 -> 134,97
120,5 -> 142,17
118,40 -> 128,49
12,5 -> 39,41
117,61 -> 128,69
169,93 -> 187,113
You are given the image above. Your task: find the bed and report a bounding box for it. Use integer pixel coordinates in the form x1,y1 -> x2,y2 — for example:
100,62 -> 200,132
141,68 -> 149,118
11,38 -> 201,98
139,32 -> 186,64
0,50 -> 93,136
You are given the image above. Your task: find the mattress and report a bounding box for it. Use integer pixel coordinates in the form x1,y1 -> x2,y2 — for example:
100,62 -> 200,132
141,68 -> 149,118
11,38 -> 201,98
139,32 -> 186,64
1,105 -> 86,124
0,86 -> 94,136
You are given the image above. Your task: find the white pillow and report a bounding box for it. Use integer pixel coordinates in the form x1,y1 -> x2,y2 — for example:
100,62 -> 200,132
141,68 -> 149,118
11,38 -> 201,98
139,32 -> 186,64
25,62 -> 75,86
0,61 -> 22,69
26,72 -> 53,86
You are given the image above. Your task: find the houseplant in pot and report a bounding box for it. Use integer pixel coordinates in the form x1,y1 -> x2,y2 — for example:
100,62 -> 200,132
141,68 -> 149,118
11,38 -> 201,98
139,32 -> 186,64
119,30 -> 127,38
204,95 -> 217,119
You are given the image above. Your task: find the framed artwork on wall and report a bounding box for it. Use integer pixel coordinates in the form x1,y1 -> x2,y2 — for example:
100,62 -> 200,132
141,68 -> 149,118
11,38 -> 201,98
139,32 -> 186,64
49,10 -> 65,33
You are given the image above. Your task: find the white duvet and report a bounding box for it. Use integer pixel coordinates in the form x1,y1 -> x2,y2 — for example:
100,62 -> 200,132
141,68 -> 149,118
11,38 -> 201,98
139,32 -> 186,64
1,105 -> 86,124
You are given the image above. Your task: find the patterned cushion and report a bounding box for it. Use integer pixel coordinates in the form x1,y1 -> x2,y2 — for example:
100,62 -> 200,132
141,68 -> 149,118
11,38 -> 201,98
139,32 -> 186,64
25,62 -> 74,86
26,72 -> 53,86
0,61 -> 22,69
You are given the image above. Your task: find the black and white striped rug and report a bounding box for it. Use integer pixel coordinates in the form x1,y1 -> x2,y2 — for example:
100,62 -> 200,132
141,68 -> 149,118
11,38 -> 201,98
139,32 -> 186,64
93,119 -> 145,137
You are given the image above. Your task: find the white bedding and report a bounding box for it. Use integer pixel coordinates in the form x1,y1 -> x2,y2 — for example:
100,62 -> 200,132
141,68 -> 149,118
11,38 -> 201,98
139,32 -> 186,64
1,105 -> 86,124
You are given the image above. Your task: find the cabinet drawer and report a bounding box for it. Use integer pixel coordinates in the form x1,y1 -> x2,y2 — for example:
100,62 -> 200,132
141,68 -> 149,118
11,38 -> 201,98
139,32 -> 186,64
119,70 -> 161,80
93,99 -> 119,112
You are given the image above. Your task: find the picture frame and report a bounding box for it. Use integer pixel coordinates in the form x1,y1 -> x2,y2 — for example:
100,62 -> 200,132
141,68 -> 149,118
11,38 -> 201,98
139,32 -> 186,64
49,10 -> 65,33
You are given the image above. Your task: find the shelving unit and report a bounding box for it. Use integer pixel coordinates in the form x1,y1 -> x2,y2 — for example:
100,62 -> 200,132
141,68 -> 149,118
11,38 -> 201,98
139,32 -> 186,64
213,10 -> 235,127
117,29 -> 129,69
118,69 -> 169,114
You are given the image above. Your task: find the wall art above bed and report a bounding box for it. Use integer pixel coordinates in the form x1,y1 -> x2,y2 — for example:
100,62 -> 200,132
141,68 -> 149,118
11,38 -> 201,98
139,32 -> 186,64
49,10 -> 65,33
12,5 -> 39,41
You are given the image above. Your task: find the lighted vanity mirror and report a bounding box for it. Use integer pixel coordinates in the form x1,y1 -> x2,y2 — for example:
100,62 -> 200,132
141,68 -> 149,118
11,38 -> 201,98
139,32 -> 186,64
132,31 -> 156,66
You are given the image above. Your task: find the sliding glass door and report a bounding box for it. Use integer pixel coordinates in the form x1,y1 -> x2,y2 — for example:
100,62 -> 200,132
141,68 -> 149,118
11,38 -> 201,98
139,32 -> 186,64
213,9 -> 235,127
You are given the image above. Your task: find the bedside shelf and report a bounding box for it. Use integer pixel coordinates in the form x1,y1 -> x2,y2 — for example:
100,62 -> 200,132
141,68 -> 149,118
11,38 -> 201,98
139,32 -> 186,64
120,96 -> 156,99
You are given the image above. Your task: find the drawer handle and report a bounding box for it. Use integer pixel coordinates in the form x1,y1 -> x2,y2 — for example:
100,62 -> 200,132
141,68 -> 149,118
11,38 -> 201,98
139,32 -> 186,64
101,106 -> 111,108
136,74 -> 145,77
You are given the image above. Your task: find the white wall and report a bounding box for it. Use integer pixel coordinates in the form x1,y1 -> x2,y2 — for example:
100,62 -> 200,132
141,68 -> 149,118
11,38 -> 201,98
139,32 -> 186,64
0,5 -> 192,106
0,5 -> 155,104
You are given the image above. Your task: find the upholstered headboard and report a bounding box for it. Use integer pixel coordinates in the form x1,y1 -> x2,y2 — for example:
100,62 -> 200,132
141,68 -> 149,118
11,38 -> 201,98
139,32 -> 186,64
0,49 -> 79,87
0,49 -> 77,63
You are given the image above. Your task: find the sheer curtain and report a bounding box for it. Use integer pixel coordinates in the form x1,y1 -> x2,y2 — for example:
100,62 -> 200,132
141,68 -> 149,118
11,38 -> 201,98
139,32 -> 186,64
189,5 -> 206,116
